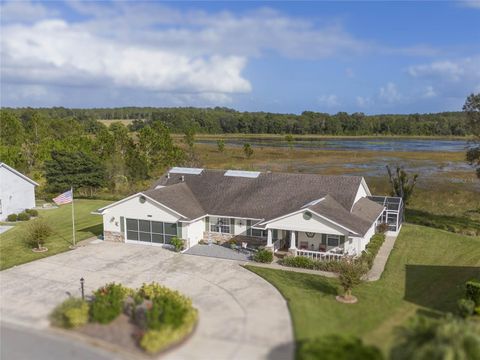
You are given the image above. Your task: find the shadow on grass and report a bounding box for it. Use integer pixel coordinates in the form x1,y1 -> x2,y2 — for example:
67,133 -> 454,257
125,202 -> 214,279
78,223 -> 103,236
404,265 -> 480,314
406,208 -> 480,236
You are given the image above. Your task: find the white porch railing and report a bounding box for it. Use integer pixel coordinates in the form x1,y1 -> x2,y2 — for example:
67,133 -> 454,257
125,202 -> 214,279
296,249 -> 344,261
273,238 -> 285,252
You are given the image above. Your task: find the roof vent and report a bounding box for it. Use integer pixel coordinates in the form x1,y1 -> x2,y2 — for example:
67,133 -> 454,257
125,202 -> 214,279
170,167 -> 203,175
224,170 -> 261,178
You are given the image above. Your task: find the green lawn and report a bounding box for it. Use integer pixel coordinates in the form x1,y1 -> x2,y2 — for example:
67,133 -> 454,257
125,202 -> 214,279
0,199 -> 109,270
246,224 -> 480,354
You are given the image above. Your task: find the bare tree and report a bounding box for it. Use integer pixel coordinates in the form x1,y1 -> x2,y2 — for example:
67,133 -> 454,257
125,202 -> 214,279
386,165 -> 418,205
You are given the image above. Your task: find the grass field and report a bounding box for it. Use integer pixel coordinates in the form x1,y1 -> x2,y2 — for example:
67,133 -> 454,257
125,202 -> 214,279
0,199 -> 109,270
246,224 -> 480,355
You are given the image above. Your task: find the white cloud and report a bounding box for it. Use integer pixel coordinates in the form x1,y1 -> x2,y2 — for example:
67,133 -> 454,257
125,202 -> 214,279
1,19 -> 251,102
407,56 -> 480,82
356,96 -> 372,108
423,85 -> 437,98
460,1 -> 480,9
379,82 -> 402,103
0,0 -> 56,23
317,94 -> 340,107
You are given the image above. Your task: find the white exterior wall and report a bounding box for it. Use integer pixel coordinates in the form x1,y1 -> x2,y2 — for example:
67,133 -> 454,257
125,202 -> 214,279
102,195 -> 182,239
0,167 -> 36,220
183,218 -> 205,247
352,180 -> 370,206
235,219 -> 247,236
267,210 -> 348,235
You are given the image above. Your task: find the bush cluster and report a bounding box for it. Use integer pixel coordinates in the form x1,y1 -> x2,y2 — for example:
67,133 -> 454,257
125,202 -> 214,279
253,249 -> 273,263
25,209 -> 39,217
279,255 -> 343,272
50,281 -> 198,354
136,283 -> 198,354
458,279 -> 480,317
17,212 -> 31,221
358,234 -> 386,269
50,297 -> 89,329
6,210 -> 37,222
376,223 -> 389,234
90,283 -> 131,324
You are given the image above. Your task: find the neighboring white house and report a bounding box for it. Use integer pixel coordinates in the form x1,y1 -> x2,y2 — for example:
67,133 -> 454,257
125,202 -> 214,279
0,163 -> 38,220
95,168 -> 402,260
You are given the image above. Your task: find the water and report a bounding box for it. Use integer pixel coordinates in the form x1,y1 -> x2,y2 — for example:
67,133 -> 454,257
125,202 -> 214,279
197,137 -> 469,152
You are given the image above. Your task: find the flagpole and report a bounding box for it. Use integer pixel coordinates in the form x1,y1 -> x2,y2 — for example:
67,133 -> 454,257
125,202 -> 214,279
71,187 -> 76,247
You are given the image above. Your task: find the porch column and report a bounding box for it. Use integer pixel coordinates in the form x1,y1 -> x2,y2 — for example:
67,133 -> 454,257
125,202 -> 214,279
265,229 -> 273,251
289,231 -> 297,255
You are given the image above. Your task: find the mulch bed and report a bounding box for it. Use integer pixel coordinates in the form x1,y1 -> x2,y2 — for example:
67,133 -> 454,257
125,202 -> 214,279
77,314 -> 144,355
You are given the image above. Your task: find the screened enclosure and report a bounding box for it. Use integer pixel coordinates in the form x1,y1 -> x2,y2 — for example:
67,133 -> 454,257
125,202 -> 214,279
125,218 -> 178,245
367,196 -> 404,232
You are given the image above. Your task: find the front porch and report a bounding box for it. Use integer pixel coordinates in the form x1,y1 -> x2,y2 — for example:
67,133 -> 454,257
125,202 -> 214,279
200,229 -> 351,261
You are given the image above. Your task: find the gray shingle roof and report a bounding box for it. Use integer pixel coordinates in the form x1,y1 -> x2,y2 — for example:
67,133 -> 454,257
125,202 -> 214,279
143,183 -> 205,219
352,197 -> 385,225
146,169 -> 379,235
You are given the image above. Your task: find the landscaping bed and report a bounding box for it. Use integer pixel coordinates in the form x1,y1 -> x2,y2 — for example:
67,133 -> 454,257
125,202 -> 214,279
50,282 -> 198,355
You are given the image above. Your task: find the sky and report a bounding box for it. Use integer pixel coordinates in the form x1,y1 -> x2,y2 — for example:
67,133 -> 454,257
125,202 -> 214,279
1,1 -> 479,114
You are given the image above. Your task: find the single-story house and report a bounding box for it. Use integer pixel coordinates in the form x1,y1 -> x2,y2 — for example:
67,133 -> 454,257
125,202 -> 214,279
0,162 -> 38,221
95,168 -> 402,259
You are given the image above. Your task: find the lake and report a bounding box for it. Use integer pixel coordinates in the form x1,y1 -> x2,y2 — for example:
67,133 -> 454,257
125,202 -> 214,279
197,137 -> 469,152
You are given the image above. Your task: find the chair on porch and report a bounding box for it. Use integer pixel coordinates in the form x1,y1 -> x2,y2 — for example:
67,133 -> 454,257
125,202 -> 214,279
299,241 -> 308,250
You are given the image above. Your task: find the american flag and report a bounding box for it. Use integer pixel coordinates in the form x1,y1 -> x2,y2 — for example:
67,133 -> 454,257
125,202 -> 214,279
53,189 -> 73,205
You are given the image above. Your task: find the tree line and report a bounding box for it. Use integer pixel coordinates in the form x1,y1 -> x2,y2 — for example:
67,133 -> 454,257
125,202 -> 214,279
2,106 -> 472,136
0,109 -> 183,196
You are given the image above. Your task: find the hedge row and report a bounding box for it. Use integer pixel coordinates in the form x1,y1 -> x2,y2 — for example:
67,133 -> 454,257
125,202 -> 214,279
6,209 -> 38,222
358,234 -> 386,269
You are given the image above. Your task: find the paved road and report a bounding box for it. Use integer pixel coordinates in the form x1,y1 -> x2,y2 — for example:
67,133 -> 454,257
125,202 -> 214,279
0,241 -> 294,360
1,322 -> 117,360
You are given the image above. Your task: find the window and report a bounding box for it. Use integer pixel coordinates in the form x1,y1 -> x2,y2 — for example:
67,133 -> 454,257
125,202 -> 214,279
251,228 -> 266,238
209,217 -> 231,234
327,234 -> 340,247
126,218 -> 177,245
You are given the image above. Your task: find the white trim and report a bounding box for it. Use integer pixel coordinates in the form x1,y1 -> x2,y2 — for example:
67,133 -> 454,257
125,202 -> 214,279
260,208 -> 360,236
302,197 -> 325,208
0,163 -> 39,186
96,192 -> 187,219
179,214 -> 263,224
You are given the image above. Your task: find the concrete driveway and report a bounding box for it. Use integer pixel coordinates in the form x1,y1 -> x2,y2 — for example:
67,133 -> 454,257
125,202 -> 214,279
0,241 -> 294,360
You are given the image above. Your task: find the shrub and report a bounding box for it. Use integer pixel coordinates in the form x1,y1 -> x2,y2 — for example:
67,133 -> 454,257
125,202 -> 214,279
466,279 -> 480,306
138,282 -> 198,354
376,223 -> 389,234
6,214 -> 17,222
146,295 -> 189,330
281,255 -> 315,269
25,209 -> 39,217
90,283 -> 131,324
298,335 -> 384,360
390,315 -> 480,360
279,256 -> 343,272
170,237 -> 184,252
458,298 -> 475,318
17,212 -> 31,221
23,219 -> 53,250
50,297 -> 89,329
337,260 -> 368,300
359,234 -> 386,269
253,249 -> 273,263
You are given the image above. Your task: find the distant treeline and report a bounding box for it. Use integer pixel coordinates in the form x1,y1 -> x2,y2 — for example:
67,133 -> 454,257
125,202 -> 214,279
2,107 -> 471,136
